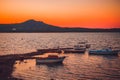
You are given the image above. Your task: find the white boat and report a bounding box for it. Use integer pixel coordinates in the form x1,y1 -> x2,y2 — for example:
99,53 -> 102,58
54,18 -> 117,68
36,50 -> 66,64
74,42 -> 91,50
89,48 -> 119,55
36,56 -> 66,64
64,42 -> 90,53
74,45 -> 85,50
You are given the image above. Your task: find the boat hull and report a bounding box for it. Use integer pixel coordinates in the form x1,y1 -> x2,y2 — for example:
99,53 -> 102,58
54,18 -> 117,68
64,50 -> 85,53
64,49 -> 86,53
36,57 -> 66,64
89,50 -> 119,55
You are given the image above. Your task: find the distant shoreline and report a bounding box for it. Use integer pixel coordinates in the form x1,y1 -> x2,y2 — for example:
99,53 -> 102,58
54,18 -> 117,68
0,20 -> 119,32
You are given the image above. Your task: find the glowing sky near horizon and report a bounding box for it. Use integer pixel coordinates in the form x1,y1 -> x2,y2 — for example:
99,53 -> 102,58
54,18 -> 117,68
0,0 -> 120,28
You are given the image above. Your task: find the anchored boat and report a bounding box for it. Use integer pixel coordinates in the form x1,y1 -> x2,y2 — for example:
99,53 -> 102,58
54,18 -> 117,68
36,50 -> 66,64
36,55 -> 66,64
64,42 -> 90,53
89,48 -> 119,55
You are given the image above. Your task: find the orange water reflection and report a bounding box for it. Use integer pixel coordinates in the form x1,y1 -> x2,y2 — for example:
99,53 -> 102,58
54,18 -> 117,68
12,52 -> 120,80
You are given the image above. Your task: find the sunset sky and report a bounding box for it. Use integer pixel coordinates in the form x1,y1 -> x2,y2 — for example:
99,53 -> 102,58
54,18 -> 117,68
0,0 -> 120,28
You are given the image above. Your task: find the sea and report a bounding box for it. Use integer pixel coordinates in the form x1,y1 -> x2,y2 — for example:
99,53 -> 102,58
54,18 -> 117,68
0,32 -> 120,80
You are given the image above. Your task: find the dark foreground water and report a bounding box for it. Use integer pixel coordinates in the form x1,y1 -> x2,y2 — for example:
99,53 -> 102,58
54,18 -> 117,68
0,32 -> 120,80
12,53 -> 120,80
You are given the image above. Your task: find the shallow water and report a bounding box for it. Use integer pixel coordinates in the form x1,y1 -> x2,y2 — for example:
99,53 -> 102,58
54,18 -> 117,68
0,32 -> 120,80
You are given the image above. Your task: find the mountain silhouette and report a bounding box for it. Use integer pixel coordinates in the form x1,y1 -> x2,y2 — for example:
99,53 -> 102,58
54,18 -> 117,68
0,19 -> 119,32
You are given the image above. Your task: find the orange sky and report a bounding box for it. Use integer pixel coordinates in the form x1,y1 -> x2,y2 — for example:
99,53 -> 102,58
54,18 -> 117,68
0,0 -> 120,28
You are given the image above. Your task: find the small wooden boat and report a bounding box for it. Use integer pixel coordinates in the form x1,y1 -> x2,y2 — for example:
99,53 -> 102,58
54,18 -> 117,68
89,48 -> 119,55
36,50 -> 66,64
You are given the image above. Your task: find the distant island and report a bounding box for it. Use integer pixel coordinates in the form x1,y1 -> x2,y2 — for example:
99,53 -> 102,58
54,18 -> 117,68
0,19 -> 120,32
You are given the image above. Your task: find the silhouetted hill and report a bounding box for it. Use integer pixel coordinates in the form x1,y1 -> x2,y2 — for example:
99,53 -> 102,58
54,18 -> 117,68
0,19 -> 120,32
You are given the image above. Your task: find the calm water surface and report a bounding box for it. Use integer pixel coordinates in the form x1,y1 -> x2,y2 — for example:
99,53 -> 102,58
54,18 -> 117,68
0,33 -> 120,80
